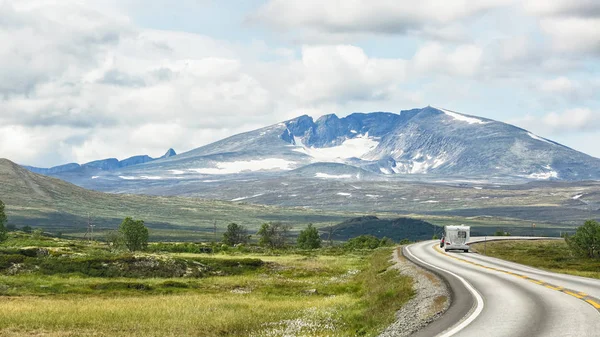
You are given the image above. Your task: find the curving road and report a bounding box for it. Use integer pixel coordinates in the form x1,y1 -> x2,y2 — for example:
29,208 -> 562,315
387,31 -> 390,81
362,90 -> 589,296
404,238 -> 600,337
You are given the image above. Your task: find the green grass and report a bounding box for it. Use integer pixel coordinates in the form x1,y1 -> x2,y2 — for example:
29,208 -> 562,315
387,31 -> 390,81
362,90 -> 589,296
0,234 -> 414,336
470,240 -> 600,279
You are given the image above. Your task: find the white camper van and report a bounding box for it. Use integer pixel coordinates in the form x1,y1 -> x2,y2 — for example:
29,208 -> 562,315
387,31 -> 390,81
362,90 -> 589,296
443,225 -> 470,252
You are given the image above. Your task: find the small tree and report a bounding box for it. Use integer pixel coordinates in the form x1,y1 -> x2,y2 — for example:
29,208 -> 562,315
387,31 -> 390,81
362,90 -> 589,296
566,220 -> 600,258
297,224 -> 321,249
223,223 -> 249,246
257,222 -> 290,249
22,225 -> 32,234
119,217 -> 149,252
105,230 -> 125,251
0,199 -> 7,243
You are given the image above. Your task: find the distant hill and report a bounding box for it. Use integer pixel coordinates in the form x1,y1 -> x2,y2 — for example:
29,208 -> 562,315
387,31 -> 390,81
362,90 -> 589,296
23,148 -> 177,175
323,216 -> 439,242
0,158 -> 351,240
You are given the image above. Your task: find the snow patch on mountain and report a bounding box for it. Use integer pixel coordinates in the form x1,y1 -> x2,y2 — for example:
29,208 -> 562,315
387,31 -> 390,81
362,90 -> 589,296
337,192 -> 352,196
231,193 -> 264,202
572,194 -> 583,200
118,175 -> 162,180
392,153 -> 448,174
140,176 -> 162,180
529,168 -> 558,180
528,132 -> 553,145
190,159 -> 295,175
169,170 -> 185,175
315,173 -> 352,179
293,134 -> 378,161
437,107 -> 487,125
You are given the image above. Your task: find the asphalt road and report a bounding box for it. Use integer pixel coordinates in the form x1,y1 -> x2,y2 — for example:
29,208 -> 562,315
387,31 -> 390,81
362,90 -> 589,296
404,238 -> 600,337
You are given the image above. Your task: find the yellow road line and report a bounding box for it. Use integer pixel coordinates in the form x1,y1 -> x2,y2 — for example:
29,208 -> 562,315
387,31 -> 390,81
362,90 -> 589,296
432,244 -> 600,314
564,291 -> 585,299
586,300 -> 600,309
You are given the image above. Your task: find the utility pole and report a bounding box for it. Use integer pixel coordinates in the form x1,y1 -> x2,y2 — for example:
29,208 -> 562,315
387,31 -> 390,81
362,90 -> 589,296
84,213 -> 95,243
213,220 -> 217,243
484,236 -> 487,256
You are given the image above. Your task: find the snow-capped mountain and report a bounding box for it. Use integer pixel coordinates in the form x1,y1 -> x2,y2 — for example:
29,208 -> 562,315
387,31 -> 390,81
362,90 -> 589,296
24,107 -> 600,189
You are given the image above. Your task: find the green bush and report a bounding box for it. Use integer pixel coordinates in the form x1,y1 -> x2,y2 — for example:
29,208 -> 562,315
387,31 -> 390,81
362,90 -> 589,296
345,235 -> 388,250
160,280 -> 190,288
91,281 -> 153,291
566,220 -> 600,258
147,242 -> 213,254
297,224 -> 321,250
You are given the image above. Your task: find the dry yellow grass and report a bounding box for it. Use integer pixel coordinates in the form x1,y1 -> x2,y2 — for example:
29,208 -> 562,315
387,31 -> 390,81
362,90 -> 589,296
0,293 -> 352,337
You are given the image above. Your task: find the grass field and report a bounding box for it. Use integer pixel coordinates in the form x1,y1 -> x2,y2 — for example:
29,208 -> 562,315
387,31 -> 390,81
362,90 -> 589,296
0,234 -> 413,336
470,240 -> 600,279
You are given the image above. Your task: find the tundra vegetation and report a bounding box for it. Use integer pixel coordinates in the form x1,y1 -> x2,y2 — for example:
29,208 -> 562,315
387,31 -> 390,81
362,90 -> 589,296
0,211 -> 413,336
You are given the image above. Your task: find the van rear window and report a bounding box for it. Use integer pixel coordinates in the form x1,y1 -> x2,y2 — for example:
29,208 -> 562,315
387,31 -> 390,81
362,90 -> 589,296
458,231 -> 467,238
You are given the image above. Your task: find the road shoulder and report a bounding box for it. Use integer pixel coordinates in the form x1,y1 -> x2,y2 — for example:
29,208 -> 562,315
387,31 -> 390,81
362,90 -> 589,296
379,246 -> 450,337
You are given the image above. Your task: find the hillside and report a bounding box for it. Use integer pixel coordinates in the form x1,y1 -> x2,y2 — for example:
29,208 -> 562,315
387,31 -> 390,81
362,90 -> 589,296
324,216 -> 438,241
0,159 -> 351,240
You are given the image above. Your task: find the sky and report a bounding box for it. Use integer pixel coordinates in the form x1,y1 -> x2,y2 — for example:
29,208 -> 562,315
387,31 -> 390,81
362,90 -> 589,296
1,0 -> 599,167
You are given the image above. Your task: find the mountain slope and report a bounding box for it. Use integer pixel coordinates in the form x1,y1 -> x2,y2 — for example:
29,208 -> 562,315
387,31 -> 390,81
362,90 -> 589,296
0,158 -> 349,240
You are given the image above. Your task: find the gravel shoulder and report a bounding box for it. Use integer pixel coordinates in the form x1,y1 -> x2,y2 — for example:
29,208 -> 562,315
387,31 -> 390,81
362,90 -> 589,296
379,247 -> 450,337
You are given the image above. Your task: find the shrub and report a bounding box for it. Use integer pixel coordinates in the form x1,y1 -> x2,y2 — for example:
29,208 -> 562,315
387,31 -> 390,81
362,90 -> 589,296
345,235 -> 382,250
256,222 -> 290,249
566,220 -> 600,259
22,226 -> 32,233
160,280 -> 190,288
223,223 -> 249,246
297,224 -> 321,250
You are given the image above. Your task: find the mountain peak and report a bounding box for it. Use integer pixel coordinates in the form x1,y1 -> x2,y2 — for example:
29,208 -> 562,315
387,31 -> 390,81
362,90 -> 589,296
161,148 -> 177,159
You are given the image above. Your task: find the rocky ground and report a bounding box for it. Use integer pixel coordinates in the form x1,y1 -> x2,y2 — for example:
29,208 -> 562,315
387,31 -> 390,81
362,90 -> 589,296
379,247 -> 450,337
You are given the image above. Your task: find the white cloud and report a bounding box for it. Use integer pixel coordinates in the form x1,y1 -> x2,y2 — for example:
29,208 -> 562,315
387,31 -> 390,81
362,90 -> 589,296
287,45 -> 407,103
542,108 -> 600,132
537,77 -> 600,102
539,17 -> 600,53
524,0 -> 600,17
251,0 -> 513,36
524,0 -> 600,54
515,108 -> 600,135
540,77 -> 576,94
411,43 -> 483,77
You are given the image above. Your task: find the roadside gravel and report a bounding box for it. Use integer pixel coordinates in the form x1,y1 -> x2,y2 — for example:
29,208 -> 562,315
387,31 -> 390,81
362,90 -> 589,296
379,247 -> 450,337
